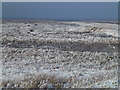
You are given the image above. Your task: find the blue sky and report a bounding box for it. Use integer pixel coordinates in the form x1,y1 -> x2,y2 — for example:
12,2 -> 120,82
2,2 -> 118,20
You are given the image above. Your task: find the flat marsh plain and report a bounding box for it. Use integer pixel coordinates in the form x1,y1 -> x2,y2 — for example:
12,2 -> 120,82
0,20 -> 119,88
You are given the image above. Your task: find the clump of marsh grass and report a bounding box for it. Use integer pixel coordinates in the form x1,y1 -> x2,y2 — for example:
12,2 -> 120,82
91,27 -> 99,31
2,74 -> 73,89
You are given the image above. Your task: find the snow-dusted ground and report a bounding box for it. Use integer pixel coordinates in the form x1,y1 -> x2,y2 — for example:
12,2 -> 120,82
1,20 -> 118,88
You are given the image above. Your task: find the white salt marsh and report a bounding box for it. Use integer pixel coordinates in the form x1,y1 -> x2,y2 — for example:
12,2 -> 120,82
1,20 -> 118,88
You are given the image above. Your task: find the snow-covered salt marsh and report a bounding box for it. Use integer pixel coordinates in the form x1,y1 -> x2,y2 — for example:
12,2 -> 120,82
1,20 -> 118,88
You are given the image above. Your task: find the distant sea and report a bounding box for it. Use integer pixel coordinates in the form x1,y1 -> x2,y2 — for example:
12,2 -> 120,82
2,2 -> 118,21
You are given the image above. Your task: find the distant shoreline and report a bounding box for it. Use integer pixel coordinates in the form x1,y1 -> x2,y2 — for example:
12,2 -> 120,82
2,19 -> 118,24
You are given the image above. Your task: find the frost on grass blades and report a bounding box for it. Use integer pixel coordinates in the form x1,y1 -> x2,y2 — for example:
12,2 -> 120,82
1,20 -> 118,88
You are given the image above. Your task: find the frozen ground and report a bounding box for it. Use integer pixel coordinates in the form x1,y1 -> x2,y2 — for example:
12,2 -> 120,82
0,20 -> 118,88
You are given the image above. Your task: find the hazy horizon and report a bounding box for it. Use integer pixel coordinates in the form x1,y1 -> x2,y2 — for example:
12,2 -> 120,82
2,2 -> 118,21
